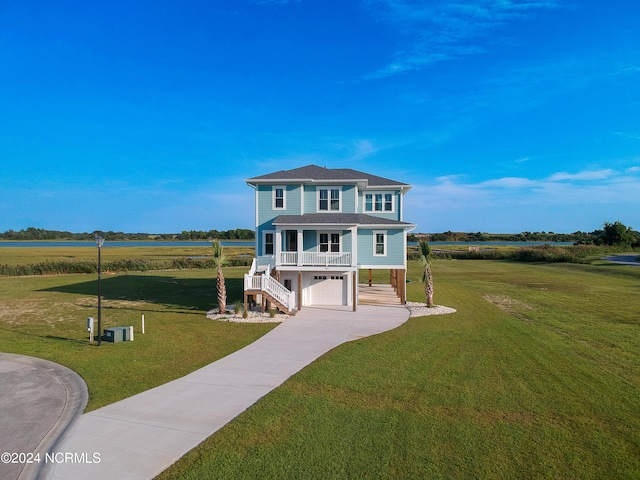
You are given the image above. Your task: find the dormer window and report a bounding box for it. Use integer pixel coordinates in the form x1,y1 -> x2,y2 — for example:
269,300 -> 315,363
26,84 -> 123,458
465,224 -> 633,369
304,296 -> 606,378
273,186 -> 286,210
318,187 -> 340,211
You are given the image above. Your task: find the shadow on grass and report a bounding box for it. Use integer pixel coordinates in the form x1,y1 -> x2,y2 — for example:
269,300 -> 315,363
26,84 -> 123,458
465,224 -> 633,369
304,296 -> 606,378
38,274 -> 244,312
45,335 -> 89,345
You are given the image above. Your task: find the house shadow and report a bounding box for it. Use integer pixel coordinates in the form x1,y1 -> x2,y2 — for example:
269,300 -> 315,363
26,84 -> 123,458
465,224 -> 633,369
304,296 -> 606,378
38,274 -> 244,313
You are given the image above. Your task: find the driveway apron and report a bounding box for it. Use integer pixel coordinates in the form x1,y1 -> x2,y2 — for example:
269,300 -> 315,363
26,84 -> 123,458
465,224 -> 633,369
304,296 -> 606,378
49,304 -> 409,480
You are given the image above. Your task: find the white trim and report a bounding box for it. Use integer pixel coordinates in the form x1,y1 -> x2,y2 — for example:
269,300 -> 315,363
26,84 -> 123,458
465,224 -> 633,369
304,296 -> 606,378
359,264 -> 406,270
272,185 -> 286,210
300,183 -> 304,215
373,230 -> 387,257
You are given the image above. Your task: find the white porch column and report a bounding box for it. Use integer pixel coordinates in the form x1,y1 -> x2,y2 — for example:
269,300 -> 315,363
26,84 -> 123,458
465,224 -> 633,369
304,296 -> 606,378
297,228 -> 303,266
350,226 -> 358,267
275,227 -> 282,268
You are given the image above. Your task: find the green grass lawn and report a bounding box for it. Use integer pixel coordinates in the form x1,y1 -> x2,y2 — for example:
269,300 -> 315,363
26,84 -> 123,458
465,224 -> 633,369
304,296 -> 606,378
158,260 -> 640,480
0,266 -> 275,411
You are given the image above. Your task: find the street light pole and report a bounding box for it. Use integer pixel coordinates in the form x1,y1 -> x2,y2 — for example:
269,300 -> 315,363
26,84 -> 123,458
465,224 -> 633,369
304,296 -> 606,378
95,235 -> 105,346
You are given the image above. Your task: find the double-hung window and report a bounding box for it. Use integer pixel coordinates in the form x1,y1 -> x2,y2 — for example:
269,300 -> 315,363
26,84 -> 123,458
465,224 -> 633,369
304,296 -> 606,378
319,232 -> 340,253
318,188 -> 340,211
273,186 -> 285,210
264,231 -> 275,255
373,230 -> 386,256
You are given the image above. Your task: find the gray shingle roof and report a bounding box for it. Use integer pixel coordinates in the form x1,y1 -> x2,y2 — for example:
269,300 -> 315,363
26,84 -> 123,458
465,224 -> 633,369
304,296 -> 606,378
246,164 -> 409,187
272,213 -> 414,227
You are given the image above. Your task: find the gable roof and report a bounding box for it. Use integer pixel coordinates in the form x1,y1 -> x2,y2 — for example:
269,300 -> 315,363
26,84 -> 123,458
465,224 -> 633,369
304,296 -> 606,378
246,164 -> 410,190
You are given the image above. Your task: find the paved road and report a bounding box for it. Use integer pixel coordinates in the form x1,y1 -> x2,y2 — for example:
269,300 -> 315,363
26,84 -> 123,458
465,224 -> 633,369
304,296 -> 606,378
0,353 -> 87,480
49,304 -> 410,480
602,254 -> 640,267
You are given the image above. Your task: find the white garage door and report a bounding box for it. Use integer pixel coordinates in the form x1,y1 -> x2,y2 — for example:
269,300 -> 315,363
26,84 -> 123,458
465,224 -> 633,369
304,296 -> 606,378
309,275 -> 346,305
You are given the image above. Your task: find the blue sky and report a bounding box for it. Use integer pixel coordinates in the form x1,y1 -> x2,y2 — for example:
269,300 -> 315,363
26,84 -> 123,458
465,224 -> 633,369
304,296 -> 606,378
1,0 -> 639,234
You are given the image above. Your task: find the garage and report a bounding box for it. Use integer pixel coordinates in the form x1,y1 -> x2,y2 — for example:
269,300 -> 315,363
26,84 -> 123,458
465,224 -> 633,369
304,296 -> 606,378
307,274 -> 347,306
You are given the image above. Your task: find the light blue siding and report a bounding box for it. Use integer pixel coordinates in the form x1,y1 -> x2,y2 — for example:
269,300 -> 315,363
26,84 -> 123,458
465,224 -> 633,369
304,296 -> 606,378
256,184 -> 302,256
256,184 -> 301,225
342,185 -> 356,213
357,228 -> 405,266
303,185 -> 316,213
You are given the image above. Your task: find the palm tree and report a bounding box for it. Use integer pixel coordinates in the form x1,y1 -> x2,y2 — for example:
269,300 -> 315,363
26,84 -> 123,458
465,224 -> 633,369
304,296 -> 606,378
212,240 -> 227,314
418,240 -> 434,307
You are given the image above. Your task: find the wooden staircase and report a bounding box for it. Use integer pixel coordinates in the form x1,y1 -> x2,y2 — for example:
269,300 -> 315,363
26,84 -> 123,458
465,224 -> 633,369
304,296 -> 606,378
244,261 -> 296,315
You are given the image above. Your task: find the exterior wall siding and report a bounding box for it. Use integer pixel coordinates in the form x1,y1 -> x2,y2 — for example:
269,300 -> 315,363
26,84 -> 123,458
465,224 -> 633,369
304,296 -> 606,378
357,228 -> 405,267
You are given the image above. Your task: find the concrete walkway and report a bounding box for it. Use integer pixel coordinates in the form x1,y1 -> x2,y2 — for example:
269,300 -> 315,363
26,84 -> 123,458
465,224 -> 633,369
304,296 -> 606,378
49,304 -> 410,480
0,353 -> 87,480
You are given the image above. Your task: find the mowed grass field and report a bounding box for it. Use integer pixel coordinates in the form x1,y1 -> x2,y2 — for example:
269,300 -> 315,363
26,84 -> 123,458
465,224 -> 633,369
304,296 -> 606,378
158,260 -> 640,480
1,246 -> 639,478
0,245 -> 272,411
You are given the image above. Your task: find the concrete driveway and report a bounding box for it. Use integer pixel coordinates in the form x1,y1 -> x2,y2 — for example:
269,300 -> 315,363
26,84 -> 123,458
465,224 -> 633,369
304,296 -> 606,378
49,304 -> 409,480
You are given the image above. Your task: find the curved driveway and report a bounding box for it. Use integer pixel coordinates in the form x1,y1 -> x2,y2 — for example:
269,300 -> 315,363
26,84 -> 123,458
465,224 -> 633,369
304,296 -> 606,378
49,304 -> 410,480
0,353 -> 87,480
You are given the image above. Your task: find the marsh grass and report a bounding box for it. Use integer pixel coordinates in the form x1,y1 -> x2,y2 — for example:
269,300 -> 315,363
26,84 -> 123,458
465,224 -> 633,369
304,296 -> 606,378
159,260 -> 640,480
0,245 -> 254,275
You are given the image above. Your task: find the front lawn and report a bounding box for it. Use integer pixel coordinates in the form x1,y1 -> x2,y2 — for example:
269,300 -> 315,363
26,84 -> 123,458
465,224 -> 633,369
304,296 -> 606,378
158,260 -> 640,479
0,267 -> 275,411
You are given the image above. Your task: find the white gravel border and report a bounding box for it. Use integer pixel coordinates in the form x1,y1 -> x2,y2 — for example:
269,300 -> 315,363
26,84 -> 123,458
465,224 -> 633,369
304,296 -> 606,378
406,302 -> 457,318
206,308 -> 288,323
207,302 -> 456,323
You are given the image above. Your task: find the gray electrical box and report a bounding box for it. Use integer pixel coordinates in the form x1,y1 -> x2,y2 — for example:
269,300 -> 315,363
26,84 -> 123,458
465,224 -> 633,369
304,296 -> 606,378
103,327 -> 127,343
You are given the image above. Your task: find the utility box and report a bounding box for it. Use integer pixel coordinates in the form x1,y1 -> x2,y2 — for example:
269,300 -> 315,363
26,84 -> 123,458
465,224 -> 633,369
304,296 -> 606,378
103,327 -> 127,343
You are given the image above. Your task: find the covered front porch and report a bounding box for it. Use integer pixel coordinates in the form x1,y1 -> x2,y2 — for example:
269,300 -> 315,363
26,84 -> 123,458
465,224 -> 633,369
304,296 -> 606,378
268,223 -> 358,270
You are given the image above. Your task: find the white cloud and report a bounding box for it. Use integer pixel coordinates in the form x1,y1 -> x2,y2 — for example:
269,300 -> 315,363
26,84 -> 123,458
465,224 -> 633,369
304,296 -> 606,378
546,169 -> 615,181
349,139 -> 379,160
615,131 -> 640,140
479,177 -> 536,188
364,0 -> 564,78
406,166 -> 640,232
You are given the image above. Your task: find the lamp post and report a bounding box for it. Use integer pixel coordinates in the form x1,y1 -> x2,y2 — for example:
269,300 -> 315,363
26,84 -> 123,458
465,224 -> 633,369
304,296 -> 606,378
95,235 -> 105,346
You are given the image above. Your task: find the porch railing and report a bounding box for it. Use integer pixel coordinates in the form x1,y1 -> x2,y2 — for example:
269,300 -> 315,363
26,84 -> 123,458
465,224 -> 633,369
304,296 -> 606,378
279,252 -> 352,266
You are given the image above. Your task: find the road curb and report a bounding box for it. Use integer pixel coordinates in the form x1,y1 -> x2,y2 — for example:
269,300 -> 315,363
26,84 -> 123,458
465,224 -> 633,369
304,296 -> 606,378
0,353 -> 87,480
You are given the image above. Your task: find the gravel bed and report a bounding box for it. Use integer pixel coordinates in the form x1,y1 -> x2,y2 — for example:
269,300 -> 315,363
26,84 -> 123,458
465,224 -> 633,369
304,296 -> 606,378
207,302 -> 456,323
406,302 -> 457,318
206,308 -> 288,323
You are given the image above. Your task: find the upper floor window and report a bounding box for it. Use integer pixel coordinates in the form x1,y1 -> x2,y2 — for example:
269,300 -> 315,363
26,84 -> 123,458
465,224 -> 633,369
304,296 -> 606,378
318,188 -> 340,211
365,192 -> 394,213
273,186 -> 285,210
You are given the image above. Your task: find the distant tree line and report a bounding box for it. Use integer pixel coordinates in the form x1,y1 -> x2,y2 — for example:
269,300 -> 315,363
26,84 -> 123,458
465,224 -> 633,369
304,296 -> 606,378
409,222 -> 639,247
175,229 -> 254,240
0,227 -> 255,241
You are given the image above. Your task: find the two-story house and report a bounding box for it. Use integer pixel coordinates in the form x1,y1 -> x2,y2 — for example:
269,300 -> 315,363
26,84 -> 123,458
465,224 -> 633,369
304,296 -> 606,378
243,164 -> 415,313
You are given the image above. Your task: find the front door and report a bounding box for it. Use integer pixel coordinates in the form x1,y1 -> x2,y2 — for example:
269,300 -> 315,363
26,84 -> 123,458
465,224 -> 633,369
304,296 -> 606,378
285,230 -> 297,252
